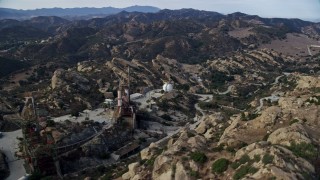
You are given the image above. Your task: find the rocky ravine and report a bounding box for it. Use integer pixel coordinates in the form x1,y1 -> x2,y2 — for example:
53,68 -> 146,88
115,74 -> 320,180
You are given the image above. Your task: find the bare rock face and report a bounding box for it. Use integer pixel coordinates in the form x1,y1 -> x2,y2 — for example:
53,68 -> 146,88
267,123 -> 311,146
174,161 -> 190,180
77,61 -> 94,72
278,96 -> 320,124
140,143 -> 159,160
234,142 -> 315,180
296,76 -> 320,89
132,174 -> 142,180
51,69 -> 90,91
152,155 -> 173,180
251,106 -> 281,129
195,121 -> 207,134
51,69 -> 65,90
218,116 -> 242,147
195,113 -> 223,135
21,97 -> 36,121
187,135 -> 206,148
122,162 -> 140,180
189,160 -> 199,172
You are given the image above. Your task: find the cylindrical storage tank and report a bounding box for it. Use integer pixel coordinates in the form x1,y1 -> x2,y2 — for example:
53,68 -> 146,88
163,83 -> 173,92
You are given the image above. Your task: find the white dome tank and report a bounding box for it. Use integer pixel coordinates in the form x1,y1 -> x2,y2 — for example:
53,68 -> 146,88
163,82 -> 173,92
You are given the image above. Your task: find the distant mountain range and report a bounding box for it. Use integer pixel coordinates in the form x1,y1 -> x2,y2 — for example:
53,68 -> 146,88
0,8 -> 319,67
0,6 -> 161,20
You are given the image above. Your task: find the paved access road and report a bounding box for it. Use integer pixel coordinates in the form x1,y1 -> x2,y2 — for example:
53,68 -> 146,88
0,129 -> 26,180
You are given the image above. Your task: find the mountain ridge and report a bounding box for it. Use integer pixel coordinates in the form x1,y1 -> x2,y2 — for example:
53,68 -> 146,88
0,5 -> 161,20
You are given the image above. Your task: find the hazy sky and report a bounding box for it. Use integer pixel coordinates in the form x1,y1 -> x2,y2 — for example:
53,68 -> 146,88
0,0 -> 319,20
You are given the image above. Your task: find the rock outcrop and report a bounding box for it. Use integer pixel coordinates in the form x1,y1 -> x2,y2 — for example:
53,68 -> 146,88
51,69 -> 90,91
296,76 -> 320,89
267,123 -> 311,146
234,142 -> 315,180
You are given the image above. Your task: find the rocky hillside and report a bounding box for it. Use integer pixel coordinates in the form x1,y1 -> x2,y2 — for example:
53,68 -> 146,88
116,74 -> 320,180
1,45 -> 319,119
0,47 -> 300,115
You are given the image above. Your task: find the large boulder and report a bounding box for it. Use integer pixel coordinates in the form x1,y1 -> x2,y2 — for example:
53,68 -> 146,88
152,155 -> 173,180
122,162 -> 140,180
140,143 -> 159,160
174,161 -> 190,180
77,61 -> 94,72
187,135 -> 206,148
195,113 -> 223,135
267,123 -> 311,146
251,106 -> 281,129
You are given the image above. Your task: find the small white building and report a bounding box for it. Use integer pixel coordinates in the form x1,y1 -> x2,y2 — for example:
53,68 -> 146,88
163,82 -> 174,92
104,99 -> 114,107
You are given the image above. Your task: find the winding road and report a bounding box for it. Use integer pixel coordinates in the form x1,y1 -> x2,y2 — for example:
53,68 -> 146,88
216,85 -> 234,95
255,73 -> 290,113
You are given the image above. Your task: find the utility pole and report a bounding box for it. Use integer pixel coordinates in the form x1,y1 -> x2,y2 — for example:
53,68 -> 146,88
128,66 -> 130,104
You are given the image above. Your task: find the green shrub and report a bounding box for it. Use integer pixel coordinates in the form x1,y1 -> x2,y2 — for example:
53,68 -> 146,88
172,164 -> 176,176
231,162 -> 241,169
46,120 -> 55,127
140,159 -> 146,164
146,157 -> 156,166
198,101 -> 219,110
160,114 -> 172,121
247,113 -> 259,120
212,158 -> 229,174
262,154 -> 274,164
305,96 -> 320,105
28,170 -> 43,180
187,132 -> 195,138
71,109 -> 80,117
226,146 -> 236,153
239,154 -> 251,164
182,156 -> 188,161
262,133 -> 270,141
99,152 -> 110,159
288,142 -> 317,161
97,165 -> 106,173
189,170 -> 199,177
301,172 -> 312,180
233,165 -> 258,180
254,155 -> 261,162
240,112 -> 260,121
231,154 -> 253,170
189,151 -> 207,164
212,145 -> 224,152
289,119 -> 299,125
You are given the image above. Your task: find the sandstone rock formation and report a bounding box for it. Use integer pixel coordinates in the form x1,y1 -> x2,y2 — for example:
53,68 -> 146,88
267,123 -> 311,146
